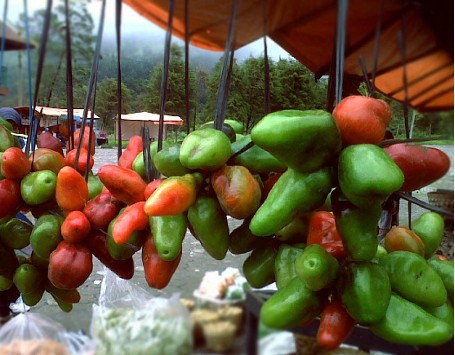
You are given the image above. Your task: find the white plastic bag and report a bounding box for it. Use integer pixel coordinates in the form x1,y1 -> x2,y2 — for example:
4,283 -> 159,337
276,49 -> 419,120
91,268 -> 193,355
0,311 -> 72,355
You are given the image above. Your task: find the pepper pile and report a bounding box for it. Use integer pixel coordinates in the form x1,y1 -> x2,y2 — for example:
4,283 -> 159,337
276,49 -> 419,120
0,95 -> 453,349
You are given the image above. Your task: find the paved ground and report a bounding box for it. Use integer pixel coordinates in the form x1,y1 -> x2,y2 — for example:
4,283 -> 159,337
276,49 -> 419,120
31,145 -> 453,337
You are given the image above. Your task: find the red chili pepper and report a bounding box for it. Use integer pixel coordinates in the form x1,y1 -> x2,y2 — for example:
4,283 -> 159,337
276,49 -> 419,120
144,174 -> 199,216
317,297 -> 356,350
98,164 -> 146,205
142,231 -> 181,289
118,135 -> 143,170
306,211 -> 347,259
112,201 -> 148,244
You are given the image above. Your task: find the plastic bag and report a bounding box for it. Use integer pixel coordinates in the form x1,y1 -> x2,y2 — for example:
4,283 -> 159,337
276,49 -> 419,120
90,268 -> 193,355
0,311 -> 72,355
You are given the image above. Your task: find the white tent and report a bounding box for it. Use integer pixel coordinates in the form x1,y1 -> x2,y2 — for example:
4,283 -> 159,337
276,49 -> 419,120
114,112 -> 183,141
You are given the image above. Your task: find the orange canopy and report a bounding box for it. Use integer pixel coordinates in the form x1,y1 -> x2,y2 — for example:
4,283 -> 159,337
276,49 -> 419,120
123,0 -> 453,112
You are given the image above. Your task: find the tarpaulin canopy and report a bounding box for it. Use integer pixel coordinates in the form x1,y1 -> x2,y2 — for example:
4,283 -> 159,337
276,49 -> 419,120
123,0 -> 453,112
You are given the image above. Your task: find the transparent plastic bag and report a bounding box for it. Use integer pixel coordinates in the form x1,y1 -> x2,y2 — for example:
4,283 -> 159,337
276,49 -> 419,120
0,310 -> 72,355
90,268 -> 193,355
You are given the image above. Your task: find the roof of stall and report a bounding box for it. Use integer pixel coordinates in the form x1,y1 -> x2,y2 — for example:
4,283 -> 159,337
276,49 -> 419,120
123,0 -> 453,112
118,112 -> 183,125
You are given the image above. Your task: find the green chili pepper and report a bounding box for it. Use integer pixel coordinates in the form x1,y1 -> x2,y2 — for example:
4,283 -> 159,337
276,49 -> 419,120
295,244 -> 339,291
274,214 -> 310,244
411,212 -> 445,259
230,134 -> 287,174
337,261 -> 391,324
106,215 -> 146,260
251,109 -> 341,173
149,213 -> 187,261
88,172 -> 104,200
0,241 -> 19,291
428,258 -> 454,301
338,144 -> 404,209
20,170 -> 57,205
381,251 -> 447,308
274,244 -> 305,289
369,293 -> 453,346
187,194 -> 229,260
242,245 -> 276,289
153,142 -> 191,177
228,217 -> 269,255
0,217 -> 33,249
331,188 -> 381,261
424,300 -> 454,332
249,167 -> 333,236
260,277 -> 323,329
179,128 -> 232,171
30,214 -> 63,260
13,262 -> 45,295
0,124 -> 16,152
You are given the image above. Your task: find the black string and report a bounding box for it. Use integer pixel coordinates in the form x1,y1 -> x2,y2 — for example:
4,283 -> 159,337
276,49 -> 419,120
335,0 -> 349,105
64,0 -> 74,152
396,192 -> 453,220
262,0 -> 270,115
157,0 -> 176,154
214,0 -> 238,131
184,0 -> 190,135
75,0 -> 106,171
369,0 -> 384,96
116,0 -> 123,161
85,78 -> 97,180
141,126 -> 153,183
25,0 -> 52,158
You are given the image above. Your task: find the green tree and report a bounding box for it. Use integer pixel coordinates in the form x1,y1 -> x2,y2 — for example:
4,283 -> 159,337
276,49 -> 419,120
18,0 -> 96,107
202,56 -> 245,126
95,78 -> 133,131
271,58 -> 326,111
143,43 -> 196,131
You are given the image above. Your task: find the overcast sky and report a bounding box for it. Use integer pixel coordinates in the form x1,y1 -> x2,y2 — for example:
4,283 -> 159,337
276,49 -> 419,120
4,0 -> 291,60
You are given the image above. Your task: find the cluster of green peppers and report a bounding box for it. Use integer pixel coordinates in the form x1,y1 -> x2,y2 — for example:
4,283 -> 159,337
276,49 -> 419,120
140,109 -> 452,347
241,110 -> 452,348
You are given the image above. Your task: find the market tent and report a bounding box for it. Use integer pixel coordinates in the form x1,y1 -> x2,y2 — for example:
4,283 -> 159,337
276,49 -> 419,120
114,112 -> 183,140
123,0 -> 453,112
14,106 -> 100,136
0,20 -> 35,51
15,105 -> 99,126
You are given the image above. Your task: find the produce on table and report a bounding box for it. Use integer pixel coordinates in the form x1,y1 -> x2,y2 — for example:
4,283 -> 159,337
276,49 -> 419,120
0,102 -> 452,348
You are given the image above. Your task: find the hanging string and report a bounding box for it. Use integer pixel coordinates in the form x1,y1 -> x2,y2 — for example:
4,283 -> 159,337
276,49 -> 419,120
116,0 -> 123,161
262,0 -> 270,115
64,0 -> 75,151
358,0 -> 384,96
398,2 -> 412,227
214,0 -> 238,131
0,0 -> 8,85
23,0 -> 37,156
74,0 -> 106,173
184,0 -> 190,135
369,0 -> 384,95
84,77 -> 97,180
141,126 -> 152,183
334,0 -> 349,105
157,0 -> 176,153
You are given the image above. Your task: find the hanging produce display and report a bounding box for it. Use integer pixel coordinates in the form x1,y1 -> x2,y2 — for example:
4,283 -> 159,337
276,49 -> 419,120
0,95 -> 453,349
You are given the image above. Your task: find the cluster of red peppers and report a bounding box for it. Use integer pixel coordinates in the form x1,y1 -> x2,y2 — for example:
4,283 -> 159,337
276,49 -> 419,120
0,94 -> 453,350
